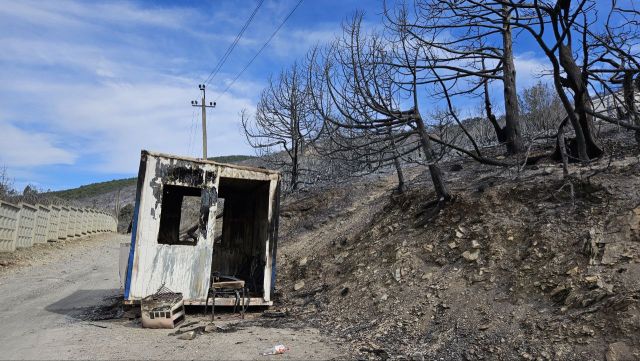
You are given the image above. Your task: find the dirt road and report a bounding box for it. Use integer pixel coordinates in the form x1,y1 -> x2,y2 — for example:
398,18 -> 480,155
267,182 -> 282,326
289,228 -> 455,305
0,234 -> 343,360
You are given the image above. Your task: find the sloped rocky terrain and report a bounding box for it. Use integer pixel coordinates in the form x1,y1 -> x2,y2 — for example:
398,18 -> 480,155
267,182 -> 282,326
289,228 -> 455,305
273,149 -> 640,360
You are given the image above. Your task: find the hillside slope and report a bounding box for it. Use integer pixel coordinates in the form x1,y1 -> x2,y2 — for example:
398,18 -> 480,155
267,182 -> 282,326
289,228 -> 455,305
272,152 -> 640,360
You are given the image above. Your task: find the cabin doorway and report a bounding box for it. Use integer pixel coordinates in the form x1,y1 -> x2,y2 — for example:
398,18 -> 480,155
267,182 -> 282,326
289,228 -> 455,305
212,177 -> 271,296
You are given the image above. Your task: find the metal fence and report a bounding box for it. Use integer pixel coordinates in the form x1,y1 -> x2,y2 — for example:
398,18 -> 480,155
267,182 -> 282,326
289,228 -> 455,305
0,200 -> 117,253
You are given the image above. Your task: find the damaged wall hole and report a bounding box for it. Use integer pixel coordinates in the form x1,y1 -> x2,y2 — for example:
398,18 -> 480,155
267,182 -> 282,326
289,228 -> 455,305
157,185 -> 204,246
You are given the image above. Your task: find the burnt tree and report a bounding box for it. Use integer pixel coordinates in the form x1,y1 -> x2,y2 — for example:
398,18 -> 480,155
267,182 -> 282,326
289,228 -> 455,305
388,0 -> 525,154
310,15 -> 450,199
241,62 -> 321,191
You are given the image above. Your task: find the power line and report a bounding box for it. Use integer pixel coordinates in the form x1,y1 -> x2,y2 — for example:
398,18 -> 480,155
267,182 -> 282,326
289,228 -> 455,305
202,0 -> 264,87
214,0 -> 304,102
187,1 -> 262,157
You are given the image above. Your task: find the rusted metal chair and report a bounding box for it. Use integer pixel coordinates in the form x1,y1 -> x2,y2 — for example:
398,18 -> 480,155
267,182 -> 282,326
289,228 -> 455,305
206,274 -> 249,320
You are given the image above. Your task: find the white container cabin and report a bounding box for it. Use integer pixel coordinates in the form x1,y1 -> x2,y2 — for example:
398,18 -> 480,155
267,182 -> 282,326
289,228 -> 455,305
124,151 -> 281,307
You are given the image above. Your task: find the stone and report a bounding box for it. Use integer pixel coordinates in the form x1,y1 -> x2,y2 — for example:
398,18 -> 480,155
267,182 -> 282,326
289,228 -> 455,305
601,243 -> 628,265
216,325 -> 231,332
178,330 -> 197,340
380,294 -> 389,301
299,257 -> 308,267
606,342 -> 634,361
204,324 -> 216,333
293,281 -> 305,291
581,325 -> 595,337
597,278 -> 614,293
462,249 -> 480,262
566,267 -> 579,276
471,240 -> 481,249
631,208 -> 640,240
448,242 -> 458,249
400,268 -> 407,277
584,275 -> 599,285
550,284 -> 571,303
393,268 -> 401,282
455,230 -> 464,238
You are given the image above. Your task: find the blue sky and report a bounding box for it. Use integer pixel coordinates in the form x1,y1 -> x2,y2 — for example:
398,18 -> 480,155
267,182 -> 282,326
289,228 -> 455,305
0,0 -> 555,191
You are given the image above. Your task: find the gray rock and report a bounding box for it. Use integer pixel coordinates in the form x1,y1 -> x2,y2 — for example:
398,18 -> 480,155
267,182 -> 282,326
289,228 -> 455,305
606,342 -> 635,361
177,330 -> 196,340
462,249 -> 480,261
293,280 -> 305,291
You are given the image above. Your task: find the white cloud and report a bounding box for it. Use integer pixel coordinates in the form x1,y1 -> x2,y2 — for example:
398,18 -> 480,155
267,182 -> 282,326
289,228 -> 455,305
0,0 -> 263,180
0,121 -> 76,167
3,78 -> 257,174
270,27 -> 339,57
514,52 -> 552,88
0,0 -> 197,31
0,0 -> 361,189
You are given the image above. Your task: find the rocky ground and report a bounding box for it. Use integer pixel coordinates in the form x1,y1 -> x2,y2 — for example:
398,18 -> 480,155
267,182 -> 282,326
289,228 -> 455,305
273,145 -> 640,360
0,234 -> 344,360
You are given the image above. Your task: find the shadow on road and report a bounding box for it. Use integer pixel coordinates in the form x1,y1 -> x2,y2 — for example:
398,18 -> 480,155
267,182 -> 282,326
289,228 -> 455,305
45,289 -> 123,321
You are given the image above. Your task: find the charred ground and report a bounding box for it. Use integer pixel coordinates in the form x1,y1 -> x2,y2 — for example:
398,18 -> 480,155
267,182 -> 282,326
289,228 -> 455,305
272,147 -> 640,360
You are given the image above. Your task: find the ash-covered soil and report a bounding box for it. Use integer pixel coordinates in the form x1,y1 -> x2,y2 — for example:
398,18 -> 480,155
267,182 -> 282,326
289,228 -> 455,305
274,149 -> 640,360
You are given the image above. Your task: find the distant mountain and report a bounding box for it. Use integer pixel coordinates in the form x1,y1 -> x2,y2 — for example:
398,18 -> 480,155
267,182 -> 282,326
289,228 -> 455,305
49,177 -> 137,201
49,155 -> 256,201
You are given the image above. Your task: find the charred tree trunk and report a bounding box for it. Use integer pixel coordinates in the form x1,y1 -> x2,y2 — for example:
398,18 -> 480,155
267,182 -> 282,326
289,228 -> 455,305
623,71 -> 640,145
415,114 -> 450,201
557,43 -> 603,161
637,75 -> 640,145
393,156 -> 407,194
501,5 -> 524,154
388,124 -> 407,194
291,140 -> 300,191
483,77 -> 507,144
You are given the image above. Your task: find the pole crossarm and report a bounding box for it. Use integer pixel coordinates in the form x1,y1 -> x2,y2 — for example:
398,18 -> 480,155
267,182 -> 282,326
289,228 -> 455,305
190,84 -> 216,159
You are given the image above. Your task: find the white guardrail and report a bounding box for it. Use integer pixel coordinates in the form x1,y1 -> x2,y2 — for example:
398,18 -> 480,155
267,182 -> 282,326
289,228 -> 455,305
0,200 -> 117,253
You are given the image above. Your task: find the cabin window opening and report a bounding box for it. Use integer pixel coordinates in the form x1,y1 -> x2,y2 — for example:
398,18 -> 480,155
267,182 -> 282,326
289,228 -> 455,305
157,184 -> 203,246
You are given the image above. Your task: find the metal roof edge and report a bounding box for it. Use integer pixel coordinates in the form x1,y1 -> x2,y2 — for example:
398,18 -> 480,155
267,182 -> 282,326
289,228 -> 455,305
141,150 -> 281,177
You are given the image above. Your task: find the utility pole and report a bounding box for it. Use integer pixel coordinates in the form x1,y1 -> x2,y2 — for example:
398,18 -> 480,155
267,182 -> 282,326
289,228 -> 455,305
191,84 -> 216,159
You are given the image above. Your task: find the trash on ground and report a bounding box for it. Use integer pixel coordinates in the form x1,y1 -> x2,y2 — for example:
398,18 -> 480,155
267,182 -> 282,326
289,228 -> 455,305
262,344 -> 289,356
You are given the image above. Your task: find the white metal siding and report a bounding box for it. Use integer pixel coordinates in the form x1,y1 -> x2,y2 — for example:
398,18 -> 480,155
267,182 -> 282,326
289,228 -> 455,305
127,152 -> 280,305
